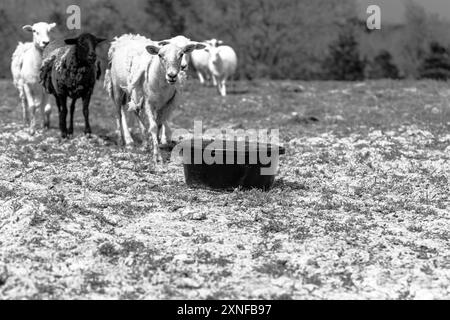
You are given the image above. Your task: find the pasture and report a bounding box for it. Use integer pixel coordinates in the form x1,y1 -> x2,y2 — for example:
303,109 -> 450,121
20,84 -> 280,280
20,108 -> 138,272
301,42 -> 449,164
0,79 -> 449,299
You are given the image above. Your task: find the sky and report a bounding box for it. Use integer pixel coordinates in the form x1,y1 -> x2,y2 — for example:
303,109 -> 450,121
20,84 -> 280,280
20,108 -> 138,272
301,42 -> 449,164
357,0 -> 450,23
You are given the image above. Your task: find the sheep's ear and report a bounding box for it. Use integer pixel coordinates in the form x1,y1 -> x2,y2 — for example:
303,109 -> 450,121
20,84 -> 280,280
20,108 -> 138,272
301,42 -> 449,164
217,40 -> 224,45
96,37 -> 107,44
195,43 -> 207,50
22,25 -> 33,32
184,42 -> 206,54
64,38 -> 78,45
146,45 -> 161,55
49,23 -> 57,30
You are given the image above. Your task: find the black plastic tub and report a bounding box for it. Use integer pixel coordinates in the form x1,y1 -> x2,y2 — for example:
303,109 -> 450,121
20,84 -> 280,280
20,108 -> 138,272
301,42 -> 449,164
177,139 -> 286,191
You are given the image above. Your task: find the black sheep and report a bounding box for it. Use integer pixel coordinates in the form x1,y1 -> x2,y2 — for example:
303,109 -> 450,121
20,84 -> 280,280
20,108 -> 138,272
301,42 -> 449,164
40,33 -> 106,138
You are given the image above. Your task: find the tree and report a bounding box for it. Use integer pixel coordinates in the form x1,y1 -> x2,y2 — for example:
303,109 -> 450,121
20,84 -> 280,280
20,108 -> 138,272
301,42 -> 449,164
399,0 -> 430,78
141,0 -> 358,80
367,50 -> 399,79
145,0 -> 193,39
0,0 -> 359,80
195,0 -> 357,79
419,42 -> 450,81
323,27 -> 366,81
0,9 -> 17,78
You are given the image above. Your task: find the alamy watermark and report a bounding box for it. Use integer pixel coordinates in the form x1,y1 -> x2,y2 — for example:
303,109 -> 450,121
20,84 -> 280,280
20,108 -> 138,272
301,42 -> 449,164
66,5 -> 81,30
367,5 -> 381,30
64,4 -> 382,31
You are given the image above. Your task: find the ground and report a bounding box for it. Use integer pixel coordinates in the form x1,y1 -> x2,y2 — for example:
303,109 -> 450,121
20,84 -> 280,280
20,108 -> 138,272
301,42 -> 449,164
0,79 -> 449,300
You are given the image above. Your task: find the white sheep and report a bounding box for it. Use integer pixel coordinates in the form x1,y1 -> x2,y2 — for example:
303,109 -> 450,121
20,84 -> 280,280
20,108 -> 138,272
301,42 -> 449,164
189,48 -> 212,86
189,39 -> 223,86
105,34 -> 205,162
11,22 -> 56,134
206,44 -> 237,96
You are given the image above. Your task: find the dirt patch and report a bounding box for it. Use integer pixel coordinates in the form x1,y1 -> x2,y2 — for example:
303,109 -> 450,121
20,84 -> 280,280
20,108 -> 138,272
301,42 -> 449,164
0,79 -> 449,299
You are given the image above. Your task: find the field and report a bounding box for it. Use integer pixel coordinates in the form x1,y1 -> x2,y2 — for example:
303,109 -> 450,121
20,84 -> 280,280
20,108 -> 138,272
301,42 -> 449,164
0,78 -> 449,299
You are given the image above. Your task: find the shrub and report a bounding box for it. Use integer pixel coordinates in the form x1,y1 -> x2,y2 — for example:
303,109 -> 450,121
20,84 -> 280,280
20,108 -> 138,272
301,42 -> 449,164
419,41 -> 450,81
323,29 -> 366,81
368,50 -> 400,79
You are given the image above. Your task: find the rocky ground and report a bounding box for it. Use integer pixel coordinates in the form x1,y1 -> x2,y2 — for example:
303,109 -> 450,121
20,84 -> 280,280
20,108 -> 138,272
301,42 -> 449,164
0,79 -> 449,299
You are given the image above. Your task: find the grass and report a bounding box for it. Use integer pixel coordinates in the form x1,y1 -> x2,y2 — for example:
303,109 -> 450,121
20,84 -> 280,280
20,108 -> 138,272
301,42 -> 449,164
0,78 -> 449,299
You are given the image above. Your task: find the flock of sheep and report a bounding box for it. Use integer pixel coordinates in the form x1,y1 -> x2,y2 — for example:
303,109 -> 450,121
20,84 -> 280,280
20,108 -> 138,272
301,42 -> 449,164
10,22 -> 238,163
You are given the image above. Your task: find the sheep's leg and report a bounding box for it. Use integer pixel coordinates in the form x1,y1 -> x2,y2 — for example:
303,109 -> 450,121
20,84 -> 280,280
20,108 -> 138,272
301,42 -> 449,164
18,86 -> 29,126
114,108 -> 123,144
150,119 -> 161,163
55,95 -> 61,112
134,110 -> 150,150
160,91 -> 179,147
58,95 -> 68,139
112,88 -> 133,146
148,116 -> 163,164
82,94 -> 92,136
145,107 -> 162,163
43,93 -> 51,129
22,96 -> 29,125
113,93 -> 125,145
39,91 -> 51,130
136,114 -> 146,138
68,98 -> 77,136
23,84 -> 38,135
162,122 -> 172,145
121,108 -> 134,146
215,80 -> 222,96
157,124 -> 162,145
115,105 -> 133,146
197,71 -> 205,85
212,75 -> 217,87
220,80 -> 227,97
115,117 -> 120,137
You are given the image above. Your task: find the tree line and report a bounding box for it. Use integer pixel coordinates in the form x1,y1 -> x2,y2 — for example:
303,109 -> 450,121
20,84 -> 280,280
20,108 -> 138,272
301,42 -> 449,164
0,0 -> 449,81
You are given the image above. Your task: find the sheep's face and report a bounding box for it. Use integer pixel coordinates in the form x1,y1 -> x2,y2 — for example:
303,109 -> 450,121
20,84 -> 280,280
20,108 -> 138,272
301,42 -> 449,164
146,39 -> 206,85
64,33 -> 107,63
205,46 -> 222,66
23,22 -> 56,49
206,38 -> 223,48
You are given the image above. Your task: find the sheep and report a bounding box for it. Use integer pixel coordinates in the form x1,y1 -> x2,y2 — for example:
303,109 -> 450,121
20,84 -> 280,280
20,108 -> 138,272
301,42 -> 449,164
188,39 -> 223,86
10,22 -> 56,135
189,48 -> 212,86
206,44 -> 237,96
104,34 -> 153,145
104,34 -> 205,163
40,33 -> 106,138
